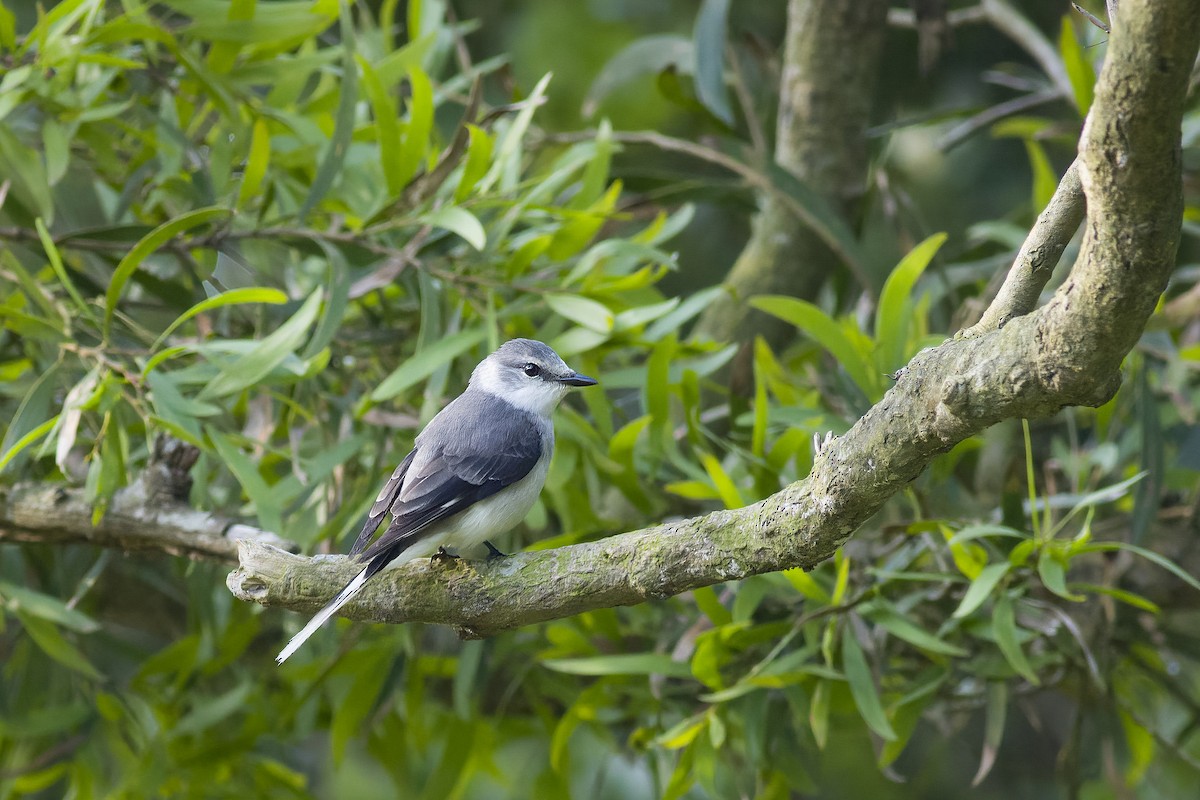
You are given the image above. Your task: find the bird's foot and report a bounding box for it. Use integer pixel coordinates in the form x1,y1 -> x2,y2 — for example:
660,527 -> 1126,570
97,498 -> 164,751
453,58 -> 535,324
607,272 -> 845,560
431,546 -> 460,565
483,540 -> 508,561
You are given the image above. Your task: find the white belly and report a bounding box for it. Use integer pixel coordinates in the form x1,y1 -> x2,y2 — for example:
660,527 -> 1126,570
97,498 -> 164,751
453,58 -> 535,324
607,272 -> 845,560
397,455 -> 551,561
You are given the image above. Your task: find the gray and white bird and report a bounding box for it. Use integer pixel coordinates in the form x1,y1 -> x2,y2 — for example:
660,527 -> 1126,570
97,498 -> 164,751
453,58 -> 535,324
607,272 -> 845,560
276,338 -> 597,664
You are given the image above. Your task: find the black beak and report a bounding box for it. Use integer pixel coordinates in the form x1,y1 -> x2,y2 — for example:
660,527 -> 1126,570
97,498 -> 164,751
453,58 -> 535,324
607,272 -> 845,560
559,372 -> 598,387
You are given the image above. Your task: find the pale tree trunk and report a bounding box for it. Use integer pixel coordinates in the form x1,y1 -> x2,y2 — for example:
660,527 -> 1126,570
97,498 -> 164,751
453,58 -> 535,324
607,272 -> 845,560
693,0 -> 890,363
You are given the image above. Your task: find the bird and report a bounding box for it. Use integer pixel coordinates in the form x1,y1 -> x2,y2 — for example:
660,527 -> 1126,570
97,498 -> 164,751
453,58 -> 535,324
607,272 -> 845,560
275,338 -> 598,663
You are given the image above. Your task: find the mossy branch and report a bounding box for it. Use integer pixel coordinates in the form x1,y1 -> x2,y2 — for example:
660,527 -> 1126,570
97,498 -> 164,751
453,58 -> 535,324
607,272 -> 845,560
227,0 -> 1199,637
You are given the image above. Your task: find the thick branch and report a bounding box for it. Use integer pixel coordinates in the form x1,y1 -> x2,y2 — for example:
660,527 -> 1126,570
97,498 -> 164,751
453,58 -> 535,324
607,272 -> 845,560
1,438 -> 294,560
228,0 -> 1200,637
0,481 -> 293,562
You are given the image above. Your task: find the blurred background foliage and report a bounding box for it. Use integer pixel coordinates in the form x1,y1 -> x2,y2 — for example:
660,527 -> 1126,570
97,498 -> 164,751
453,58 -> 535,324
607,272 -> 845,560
1,0 -> 1200,798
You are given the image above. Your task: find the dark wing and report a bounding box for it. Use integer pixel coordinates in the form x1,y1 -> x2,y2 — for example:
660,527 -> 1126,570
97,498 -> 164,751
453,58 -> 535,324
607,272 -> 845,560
348,449 -> 416,556
355,394 -> 544,570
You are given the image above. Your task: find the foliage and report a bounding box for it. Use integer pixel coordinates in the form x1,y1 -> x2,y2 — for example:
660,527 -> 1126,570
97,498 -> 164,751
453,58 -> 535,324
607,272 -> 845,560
2,1 -> 1200,799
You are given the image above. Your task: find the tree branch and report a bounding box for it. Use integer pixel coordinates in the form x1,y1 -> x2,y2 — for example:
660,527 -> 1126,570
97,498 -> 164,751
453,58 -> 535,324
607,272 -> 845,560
958,159 -> 1085,336
227,0 -> 1200,637
1,439 -> 295,562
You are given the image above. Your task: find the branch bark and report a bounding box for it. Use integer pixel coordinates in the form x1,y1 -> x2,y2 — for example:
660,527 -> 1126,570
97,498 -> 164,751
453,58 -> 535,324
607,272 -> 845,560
1,439 -> 295,562
227,0 -> 1200,637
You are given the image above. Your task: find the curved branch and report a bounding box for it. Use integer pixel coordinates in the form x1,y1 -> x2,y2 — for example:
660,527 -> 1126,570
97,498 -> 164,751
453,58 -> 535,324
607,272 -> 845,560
959,159 -> 1085,336
228,0 -> 1200,638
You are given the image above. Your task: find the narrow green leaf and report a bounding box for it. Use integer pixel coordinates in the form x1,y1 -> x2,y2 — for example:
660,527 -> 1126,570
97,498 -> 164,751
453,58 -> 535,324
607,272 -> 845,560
104,206 -> 231,340
972,682 -> 1008,786
197,290 -> 322,400
545,293 -> 613,333
0,581 -> 99,633
298,3 -> 357,221
699,452 -> 744,509
875,232 -> 947,374
809,678 -> 830,749
208,429 -> 283,535
542,653 -> 691,678
693,0 -> 733,124
1073,583 -> 1160,614
15,611 -> 102,680
1077,542 -> 1200,594
454,124 -> 494,203
236,117 -> 271,207
370,329 -> 486,402
842,629 -> 897,740
953,562 -> 1010,618
993,595 -> 1039,684
867,603 -> 969,657
750,296 -> 878,398
330,649 -> 390,763
1024,140 -> 1057,211
421,206 -> 486,251
153,287 -> 288,351
0,415 -> 60,474
358,54 -> 404,195
1059,18 -> 1095,114
35,218 -> 91,319
396,66 -> 434,186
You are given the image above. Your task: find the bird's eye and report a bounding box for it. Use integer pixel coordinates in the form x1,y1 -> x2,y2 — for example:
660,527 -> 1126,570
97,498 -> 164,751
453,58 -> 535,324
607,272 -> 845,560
523,363 -> 541,377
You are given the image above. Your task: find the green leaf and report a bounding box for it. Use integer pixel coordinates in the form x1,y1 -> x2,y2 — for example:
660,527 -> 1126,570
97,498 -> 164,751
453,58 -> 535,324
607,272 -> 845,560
15,610 -> 102,680
692,0 -> 732,124
1037,551 -> 1084,601
358,54 -> 404,195
875,232 -> 947,374
370,329 -> 486,401
992,595 -> 1039,685
750,296 -> 879,398
583,35 -> 693,117
153,287 -> 288,351
1024,140 -> 1057,211
397,66 -> 434,187
104,206 -> 231,341
545,293 -> 614,333
972,681 -> 1008,786
209,429 -> 283,535
454,124 -> 494,203
236,117 -> 271,207
0,581 -> 99,633
866,603 -> 968,657
542,653 -> 692,678
953,562 -> 1011,618
421,206 -> 486,251
35,218 -> 91,319
174,683 -> 253,737
1076,542 -> 1200,594
0,415 -> 60,474
299,2 -> 357,221
330,649 -> 390,763
809,678 -> 831,749
699,452 -> 744,509
842,629 -> 897,740
197,290 -> 322,400
1059,17 -> 1095,115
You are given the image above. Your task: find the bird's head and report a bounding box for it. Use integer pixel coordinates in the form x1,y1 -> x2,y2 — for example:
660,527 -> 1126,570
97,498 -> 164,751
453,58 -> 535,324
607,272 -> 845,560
471,338 -> 598,415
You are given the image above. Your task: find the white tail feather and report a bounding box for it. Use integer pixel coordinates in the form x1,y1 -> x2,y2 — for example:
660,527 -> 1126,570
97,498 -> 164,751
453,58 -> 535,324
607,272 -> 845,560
275,567 -> 369,664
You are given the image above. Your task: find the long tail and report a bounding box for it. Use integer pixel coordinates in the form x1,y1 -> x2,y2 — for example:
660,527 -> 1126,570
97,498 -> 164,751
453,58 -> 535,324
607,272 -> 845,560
275,566 -> 369,665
